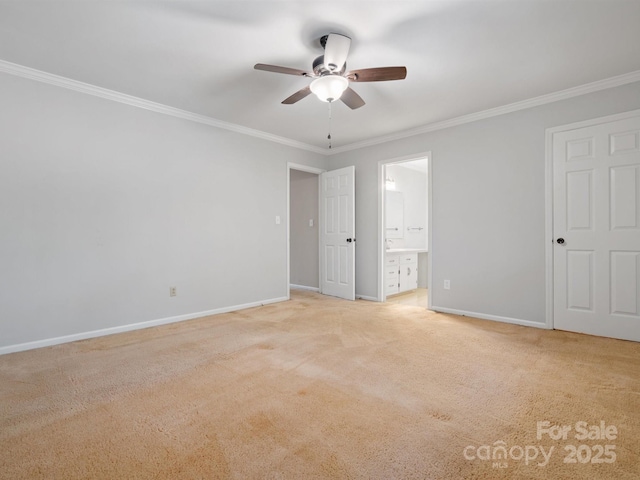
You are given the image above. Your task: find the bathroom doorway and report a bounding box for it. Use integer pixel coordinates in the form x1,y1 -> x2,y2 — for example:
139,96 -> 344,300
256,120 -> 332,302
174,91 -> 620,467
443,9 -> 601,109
379,154 -> 431,307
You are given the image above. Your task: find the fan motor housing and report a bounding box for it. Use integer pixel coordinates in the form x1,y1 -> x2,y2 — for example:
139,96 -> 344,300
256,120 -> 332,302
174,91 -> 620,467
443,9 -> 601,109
313,55 -> 346,77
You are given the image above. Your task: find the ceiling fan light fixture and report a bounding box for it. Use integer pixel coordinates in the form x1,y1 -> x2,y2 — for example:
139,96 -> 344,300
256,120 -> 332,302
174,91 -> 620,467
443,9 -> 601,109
255,32 -> 406,110
310,75 -> 349,103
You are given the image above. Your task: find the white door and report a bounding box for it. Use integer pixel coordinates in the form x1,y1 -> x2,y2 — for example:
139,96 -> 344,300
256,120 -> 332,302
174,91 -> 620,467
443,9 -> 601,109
553,113 -> 640,341
320,166 -> 355,300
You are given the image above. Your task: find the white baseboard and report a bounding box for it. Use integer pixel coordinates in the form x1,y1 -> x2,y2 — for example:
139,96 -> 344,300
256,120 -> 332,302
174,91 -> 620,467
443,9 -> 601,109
0,296 -> 288,356
429,306 -> 550,330
290,284 -> 320,292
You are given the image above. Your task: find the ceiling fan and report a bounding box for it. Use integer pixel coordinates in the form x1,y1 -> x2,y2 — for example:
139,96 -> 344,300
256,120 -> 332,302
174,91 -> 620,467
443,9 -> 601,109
254,33 -> 407,110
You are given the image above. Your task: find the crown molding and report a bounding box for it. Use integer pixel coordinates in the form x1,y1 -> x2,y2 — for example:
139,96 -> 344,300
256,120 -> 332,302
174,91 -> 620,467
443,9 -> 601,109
0,59 -> 328,156
327,69 -> 640,155
2,59 -> 639,157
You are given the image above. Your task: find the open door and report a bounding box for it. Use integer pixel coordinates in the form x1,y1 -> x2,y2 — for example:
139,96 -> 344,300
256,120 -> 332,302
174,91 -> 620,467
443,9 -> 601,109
320,166 -> 355,300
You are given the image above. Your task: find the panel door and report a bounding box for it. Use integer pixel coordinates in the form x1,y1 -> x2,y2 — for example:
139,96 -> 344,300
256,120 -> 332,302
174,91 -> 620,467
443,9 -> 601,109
320,166 -> 355,300
553,114 -> 640,341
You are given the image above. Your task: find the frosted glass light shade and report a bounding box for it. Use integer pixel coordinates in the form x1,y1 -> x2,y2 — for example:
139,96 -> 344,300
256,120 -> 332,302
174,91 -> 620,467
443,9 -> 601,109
310,75 -> 349,103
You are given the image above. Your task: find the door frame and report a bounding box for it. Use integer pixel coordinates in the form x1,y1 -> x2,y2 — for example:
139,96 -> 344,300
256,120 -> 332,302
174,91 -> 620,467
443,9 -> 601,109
287,162 -> 325,300
377,151 -> 432,305
544,108 -> 640,329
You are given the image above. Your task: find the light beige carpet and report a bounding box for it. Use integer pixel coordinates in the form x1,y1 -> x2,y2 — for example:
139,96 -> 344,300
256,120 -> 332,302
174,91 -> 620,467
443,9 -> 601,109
1,290 -> 639,479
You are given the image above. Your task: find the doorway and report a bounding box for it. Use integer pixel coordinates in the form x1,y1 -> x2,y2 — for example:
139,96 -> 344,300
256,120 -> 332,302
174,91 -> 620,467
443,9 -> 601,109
289,166 -> 321,295
379,154 -> 431,307
287,163 -> 356,302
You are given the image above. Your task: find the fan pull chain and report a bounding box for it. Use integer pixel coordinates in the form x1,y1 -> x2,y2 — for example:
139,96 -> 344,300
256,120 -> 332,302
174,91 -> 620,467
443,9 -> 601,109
327,101 -> 332,149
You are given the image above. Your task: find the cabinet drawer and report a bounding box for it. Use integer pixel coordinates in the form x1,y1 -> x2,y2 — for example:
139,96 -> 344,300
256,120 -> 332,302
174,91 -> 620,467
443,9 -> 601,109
385,266 -> 399,278
385,254 -> 400,266
400,253 -> 418,265
385,280 -> 399,295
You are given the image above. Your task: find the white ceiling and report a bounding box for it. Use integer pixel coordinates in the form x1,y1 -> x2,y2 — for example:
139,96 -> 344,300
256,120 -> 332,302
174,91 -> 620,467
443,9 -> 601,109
1,0 -> 640,152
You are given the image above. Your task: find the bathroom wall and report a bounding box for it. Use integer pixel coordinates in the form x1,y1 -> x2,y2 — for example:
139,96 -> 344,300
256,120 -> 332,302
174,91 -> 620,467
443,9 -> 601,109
385,163 -> 428,249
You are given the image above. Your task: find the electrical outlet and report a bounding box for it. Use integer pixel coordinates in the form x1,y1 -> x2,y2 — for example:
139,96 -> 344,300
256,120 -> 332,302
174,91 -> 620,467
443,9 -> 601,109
275,215 -> 281,225
444,280 -> 451,290
170,286 -> 177,297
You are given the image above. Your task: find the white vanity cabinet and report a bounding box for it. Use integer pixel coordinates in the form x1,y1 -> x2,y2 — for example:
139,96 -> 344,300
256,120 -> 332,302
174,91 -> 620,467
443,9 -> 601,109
385,252 -> 418,296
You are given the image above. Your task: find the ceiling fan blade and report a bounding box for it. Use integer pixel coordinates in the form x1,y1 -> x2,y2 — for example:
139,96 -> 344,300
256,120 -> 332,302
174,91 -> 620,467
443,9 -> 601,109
346,66 -> 407,82
340,87 -> 365,110
324,33 -> 351,72
282,85 -> 312,105
254,63 -> 311,77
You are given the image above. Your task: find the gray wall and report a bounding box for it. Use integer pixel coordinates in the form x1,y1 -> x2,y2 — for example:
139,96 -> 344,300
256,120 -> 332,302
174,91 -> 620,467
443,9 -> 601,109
2,66 -> 639,351
0,72 -> 325,350
330,81 -> 640,325
289,169 -> 319,289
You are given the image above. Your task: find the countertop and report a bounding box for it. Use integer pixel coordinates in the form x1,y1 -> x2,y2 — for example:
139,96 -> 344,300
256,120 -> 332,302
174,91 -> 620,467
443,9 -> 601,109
386,248 -> 428,254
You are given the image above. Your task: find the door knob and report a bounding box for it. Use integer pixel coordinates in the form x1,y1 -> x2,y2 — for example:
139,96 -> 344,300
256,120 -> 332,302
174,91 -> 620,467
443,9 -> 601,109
556,238 -> 565,245
346,238 -> 352,243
